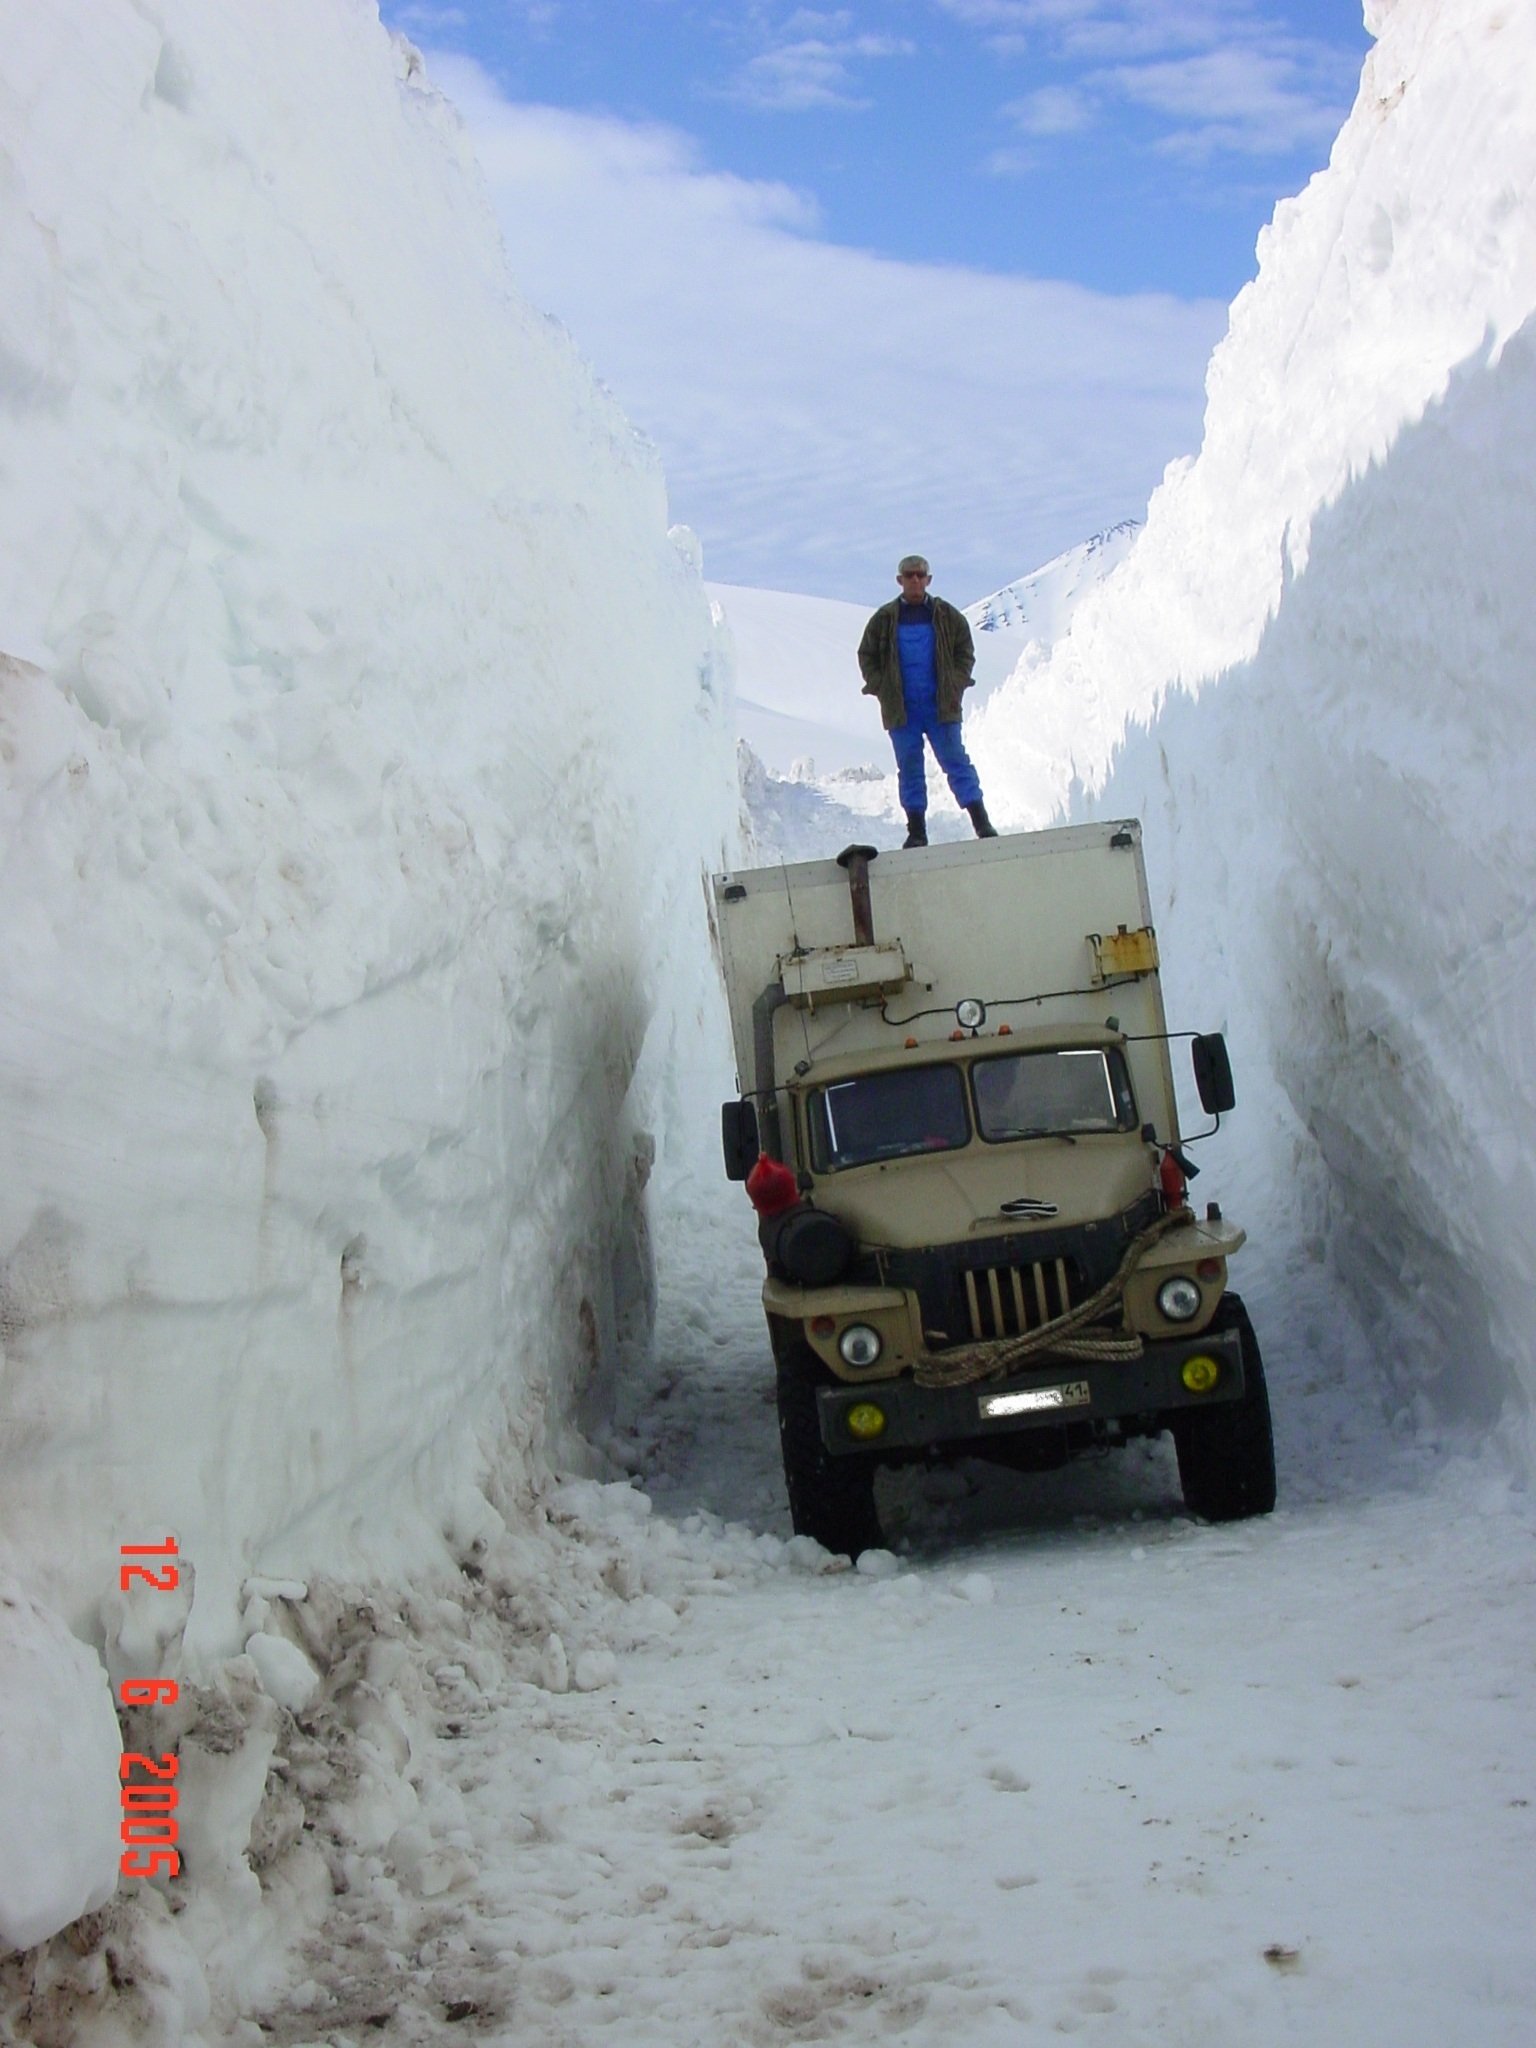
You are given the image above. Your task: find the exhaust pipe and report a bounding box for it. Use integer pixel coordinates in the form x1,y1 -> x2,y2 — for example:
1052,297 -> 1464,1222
836,843 -> 880,947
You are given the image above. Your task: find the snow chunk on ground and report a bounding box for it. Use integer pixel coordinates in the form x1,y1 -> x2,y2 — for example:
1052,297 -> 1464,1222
0,1574 -> 120,1952
243,1632 -> 321,1715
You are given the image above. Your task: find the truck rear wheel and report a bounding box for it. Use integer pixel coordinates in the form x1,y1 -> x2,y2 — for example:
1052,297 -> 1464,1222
1172,1294 -> 1277,1522
775,1337 -> 884,1559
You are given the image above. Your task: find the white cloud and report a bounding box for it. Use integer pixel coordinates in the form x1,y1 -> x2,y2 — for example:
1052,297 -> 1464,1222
783,7 -> 856,30
395,0 -> 558,31
1005,83 -> 1094,135
457,92 -> 823,231
933,0 -> 1096,46
937,0 -> 1244,52
425,55 -> 1224,601
725,30 -> 916,111
936,0 -> 1358,162
394,3 -> 469,29
1043,1 -> 1236,61
984,144 -> 1039,174
932,0 -> 1032,22
1108,46 -> 1345,157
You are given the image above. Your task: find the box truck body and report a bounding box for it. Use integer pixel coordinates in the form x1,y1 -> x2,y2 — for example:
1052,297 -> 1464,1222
712,822 -> 1275,1554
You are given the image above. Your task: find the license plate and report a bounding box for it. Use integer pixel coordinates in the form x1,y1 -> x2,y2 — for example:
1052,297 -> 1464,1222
979,1381 -> 1091,1419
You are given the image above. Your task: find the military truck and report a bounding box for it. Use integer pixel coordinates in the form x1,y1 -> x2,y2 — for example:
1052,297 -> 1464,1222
711,822 -> 1275,1556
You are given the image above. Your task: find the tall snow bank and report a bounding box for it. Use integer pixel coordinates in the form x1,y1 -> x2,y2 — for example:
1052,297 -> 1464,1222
0,0 -> 735,1652
975,0 -> 1536,1463
974,0 -> 1536,817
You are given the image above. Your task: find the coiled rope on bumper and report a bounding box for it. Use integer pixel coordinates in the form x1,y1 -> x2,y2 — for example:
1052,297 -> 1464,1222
912,1207 -> 1190,1390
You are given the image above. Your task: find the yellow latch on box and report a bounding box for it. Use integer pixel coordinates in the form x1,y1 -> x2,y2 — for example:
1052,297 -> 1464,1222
1088,925 -> 1160,982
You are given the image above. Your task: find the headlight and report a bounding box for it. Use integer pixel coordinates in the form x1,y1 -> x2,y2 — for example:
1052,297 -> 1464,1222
956,998 -> 986,1030
1156,1276 -> 1202,1322
838,1323 -> 883,1367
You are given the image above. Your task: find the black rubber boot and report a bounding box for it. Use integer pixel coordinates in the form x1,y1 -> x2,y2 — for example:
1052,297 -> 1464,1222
902,810 -> 928,849
967,801 -> 998,839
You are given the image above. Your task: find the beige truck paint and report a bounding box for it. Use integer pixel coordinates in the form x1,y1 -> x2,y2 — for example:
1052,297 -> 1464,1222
713,823 -> 1182,1176
716,824 -> 1274,1544
713,821 -> 1236,1369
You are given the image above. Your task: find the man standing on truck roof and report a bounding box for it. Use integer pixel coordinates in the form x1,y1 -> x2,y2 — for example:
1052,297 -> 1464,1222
858,554 -> 998,849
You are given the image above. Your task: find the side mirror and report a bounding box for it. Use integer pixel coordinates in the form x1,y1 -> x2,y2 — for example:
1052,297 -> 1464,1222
721,1099 -> 760,1181
1192,1033 -> 1235,1116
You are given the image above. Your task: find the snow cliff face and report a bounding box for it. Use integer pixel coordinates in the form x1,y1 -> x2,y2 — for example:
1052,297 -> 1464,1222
0,0 -> 735,1647
973,0 -> 1536,1465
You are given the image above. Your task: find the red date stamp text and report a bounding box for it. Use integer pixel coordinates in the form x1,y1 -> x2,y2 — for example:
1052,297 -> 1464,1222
117,1539 -> 182,1880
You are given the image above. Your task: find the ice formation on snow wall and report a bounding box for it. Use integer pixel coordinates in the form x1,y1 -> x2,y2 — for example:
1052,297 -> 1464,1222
975,0 -> 1536,1465
0,0 -> 736,1647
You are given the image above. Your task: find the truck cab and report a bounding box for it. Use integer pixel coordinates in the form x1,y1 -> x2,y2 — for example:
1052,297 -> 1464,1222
712,823 -> 1275,1556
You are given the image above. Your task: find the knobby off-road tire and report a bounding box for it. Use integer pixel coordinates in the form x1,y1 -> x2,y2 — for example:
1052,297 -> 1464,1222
774,1336 -> 884,1560
1172,1293 -> 1277,1522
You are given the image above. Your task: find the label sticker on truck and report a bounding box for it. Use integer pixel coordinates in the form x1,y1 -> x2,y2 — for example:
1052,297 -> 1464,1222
980,1382 -> 1091,1419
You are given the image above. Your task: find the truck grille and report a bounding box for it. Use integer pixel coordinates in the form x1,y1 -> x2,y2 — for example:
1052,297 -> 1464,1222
867,1199 -> 1155,1354
960,1257 -> 1085,1342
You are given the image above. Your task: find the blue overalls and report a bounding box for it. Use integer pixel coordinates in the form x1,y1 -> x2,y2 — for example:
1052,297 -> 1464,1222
891,602 -> 982,814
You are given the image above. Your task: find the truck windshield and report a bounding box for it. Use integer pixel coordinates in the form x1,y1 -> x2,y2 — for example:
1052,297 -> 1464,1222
809,1065 -> 970,1171
973,1046 -> 1137,1141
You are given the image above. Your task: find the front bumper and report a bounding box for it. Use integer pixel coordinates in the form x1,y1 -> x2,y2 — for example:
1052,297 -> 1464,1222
816,1329 -> 1245,1457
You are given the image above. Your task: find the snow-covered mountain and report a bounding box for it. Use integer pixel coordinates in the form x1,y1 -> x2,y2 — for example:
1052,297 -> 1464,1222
966,521 -> 1141,694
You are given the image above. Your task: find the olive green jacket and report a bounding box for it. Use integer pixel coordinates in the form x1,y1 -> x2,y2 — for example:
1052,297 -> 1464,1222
857,595 -> 976,730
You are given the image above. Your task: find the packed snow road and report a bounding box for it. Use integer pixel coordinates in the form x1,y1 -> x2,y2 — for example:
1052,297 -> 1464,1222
249,1206 -> 1536,2048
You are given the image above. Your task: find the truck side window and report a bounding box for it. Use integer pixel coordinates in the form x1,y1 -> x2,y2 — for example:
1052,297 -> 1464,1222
973,1047 -> 1137,1141
809,1065 -> 970,1171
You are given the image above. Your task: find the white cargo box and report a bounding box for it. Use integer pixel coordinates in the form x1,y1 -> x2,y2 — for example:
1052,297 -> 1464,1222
711,821 -> 1178,1139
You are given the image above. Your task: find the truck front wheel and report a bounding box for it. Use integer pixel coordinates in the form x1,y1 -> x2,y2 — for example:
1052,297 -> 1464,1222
775,1337 -> 884,1560
1172,1294 -> 1277,1522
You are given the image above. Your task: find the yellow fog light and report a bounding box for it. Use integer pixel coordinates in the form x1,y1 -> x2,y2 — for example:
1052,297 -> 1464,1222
846,1402 -> 888,1441
1180,1354 -> 1221,1394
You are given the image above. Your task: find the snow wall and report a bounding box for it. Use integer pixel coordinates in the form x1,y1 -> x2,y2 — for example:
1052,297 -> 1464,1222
973,0 -> 1536,1472
0,0 -> 736,1653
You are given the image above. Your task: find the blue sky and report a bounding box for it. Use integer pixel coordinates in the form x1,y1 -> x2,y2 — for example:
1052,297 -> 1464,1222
381,1 -> 1372,601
